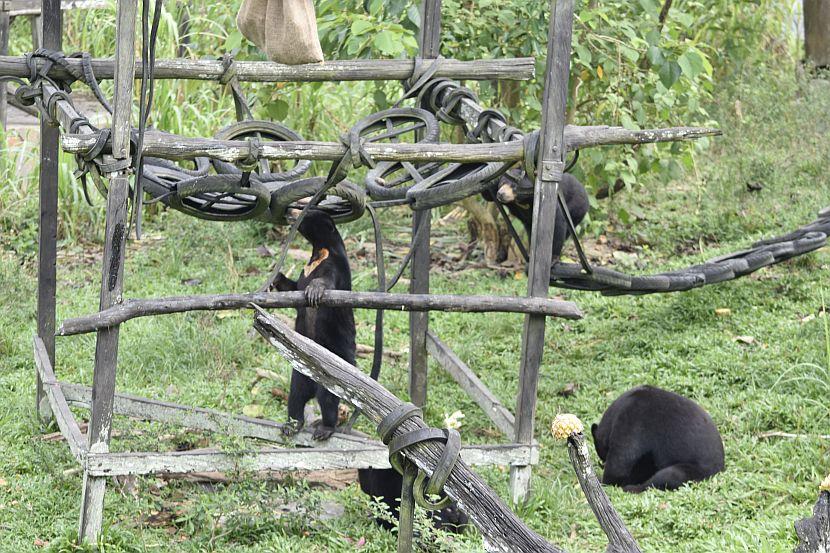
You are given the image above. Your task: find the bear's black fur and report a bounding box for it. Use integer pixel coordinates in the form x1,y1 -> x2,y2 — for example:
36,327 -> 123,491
358,468 -> 470,532
273,209 -> 355,441
483,170 -> 589,262
591,385 -> 725,493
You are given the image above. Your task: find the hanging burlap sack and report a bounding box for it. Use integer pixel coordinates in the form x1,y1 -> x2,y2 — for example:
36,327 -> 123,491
237,0 -> 324,65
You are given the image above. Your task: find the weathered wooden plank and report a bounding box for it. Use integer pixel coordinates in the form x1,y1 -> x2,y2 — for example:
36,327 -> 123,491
62,131 -> 526,164
253,307 -> 561,553
457,96 -> 721,149
409,0 -> 441,410
85,442 -> 537,477
60,124 -> 720,165
57,290 -> 583,336
426,332 -> 515,437
60,381 -> 377,450
34,0 -> 59,424
0,10 -> 9,129
7,0 -> 108,17
510,0 -> 575,505
78,0 -> 136,540
0,55 -> 536,82
33,336 -> 87,461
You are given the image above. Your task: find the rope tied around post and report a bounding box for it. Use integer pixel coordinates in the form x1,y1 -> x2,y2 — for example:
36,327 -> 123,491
377,402 -> 463,552
218,53 -> 254,122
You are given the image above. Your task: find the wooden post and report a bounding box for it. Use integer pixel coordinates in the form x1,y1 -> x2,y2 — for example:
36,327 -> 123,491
30,14 -> 41,48
509,0 -> 575,504
77,0 -> 136,543
35,0 -> 61,424
805,0 -> 830,68
0,6 -> 9,129
408,0 -> 442,408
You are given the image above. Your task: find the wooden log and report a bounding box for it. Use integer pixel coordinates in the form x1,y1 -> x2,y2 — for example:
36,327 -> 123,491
6,0 -> 107,17
59,124 -> 720,165
35,0 -> 61,425
252,307 -> 562,553
511,0 -> 574,505
794,490 -> 830,553
805,0 -> 830,69
0,55 -> 536,82
564,430 -> 641,553
57,290 -> 582,336
33,336 -> 88,461
78,0 -> 136,541
409,0 -> 442,410
62,130 -> 525,164
85,442 -> 536,477
426,331 -> 515,437
60,381 -> 375,450
456,96 -> 720,154
0,9 -> 8,129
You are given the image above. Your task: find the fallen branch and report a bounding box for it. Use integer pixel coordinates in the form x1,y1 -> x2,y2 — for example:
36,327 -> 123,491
57,290 -> 583,336
757,431 -> 830,440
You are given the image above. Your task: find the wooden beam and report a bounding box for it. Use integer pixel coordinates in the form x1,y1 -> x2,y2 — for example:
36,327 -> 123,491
60,381 -> 377,450
61,130 -> 525,164
78,0 -> 136,541
85,442 -> 537,477
7,0 -> 108,16
33,337 -> 87,461
0,9 -> 9,129
426,332 -> 515,437
35,0 -> 61,425
510,0 -> 575,505
59,122 -> 720,165
0,55 -> 536,82
253,307 -> 561,553
57,290 -> 583,336
456,97 -> 720,150
409,0 -> 442,409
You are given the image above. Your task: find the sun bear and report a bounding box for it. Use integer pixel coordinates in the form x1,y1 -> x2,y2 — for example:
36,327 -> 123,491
358,468 -> 469,532
483,169 -> 589,262
591,385 -> 725,493
273,209 -> 355,440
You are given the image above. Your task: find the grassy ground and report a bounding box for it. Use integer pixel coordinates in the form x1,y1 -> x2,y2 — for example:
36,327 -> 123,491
2,42 -> 830,553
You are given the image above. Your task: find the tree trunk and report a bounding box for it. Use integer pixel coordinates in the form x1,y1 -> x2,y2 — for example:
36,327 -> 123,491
805,0 -> 830,68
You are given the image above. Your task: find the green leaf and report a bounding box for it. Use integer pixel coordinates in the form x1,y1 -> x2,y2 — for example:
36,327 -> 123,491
620,45 -> 640,64
373,88 -> 388,109
373,30 -> 401,55
647,45 -> 664,66
350,19 -> 374,36
575,43 -> 592,66
658,61 -> 682,88
266,99 -> 289,121
406,5 -> 420,27
678,50 -> 704,79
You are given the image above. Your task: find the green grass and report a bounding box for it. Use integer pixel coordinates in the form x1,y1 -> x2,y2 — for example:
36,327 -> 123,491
3,13 -> 830,553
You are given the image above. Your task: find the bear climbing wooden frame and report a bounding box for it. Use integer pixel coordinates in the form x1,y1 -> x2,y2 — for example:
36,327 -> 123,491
17,0 -> 717,545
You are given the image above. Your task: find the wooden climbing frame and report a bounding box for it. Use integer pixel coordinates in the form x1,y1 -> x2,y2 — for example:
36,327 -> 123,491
12,0 -> 716,546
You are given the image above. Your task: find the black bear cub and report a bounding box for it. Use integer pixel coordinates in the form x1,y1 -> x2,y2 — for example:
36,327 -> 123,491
273,209 -> 355,441
358,468 -> 469,532
591,385 -> 725,493
483,169 -> 590,262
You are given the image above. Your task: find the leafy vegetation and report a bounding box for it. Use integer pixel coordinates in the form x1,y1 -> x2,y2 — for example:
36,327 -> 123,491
1,0 -> 829,551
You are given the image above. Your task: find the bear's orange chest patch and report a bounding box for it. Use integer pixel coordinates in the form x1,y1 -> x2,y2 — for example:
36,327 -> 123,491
304,248 -> 329,277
